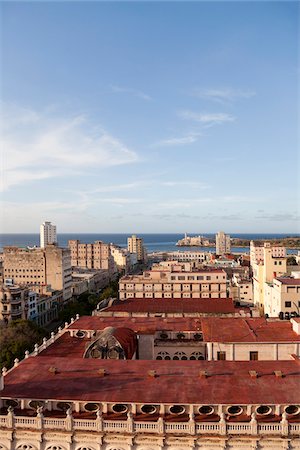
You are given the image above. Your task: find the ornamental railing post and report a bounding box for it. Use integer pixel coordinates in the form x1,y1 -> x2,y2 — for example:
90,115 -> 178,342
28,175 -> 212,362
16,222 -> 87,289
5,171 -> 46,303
219,413 -> 226,435
250,412 -> 258,435
96,410 -> 103,432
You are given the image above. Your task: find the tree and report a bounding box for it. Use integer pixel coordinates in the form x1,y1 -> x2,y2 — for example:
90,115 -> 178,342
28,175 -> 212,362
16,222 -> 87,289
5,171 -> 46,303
0,320 -> 46,370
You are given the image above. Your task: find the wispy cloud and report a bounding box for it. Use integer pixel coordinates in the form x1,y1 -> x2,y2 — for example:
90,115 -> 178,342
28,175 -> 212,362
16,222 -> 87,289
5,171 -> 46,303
178,110 -> 235,127
161,181 -> 210,189
153,132 -> 201,147
110,84 -> 152,101
255,212 -> 300,222
1,104 -> 138,191
192,88 -> 256,103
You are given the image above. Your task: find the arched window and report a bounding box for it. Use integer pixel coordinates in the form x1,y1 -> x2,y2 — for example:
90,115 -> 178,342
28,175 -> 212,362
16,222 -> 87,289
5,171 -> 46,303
173,351 -> 187,360
16,446 -> 35,450
190,351 -> 205,360
156,351 -> 171,360
76,447 -> 95,450
45,446 -> 64,450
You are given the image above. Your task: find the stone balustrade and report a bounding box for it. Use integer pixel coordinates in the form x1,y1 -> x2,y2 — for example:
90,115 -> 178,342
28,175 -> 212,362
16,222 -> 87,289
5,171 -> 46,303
0,412 -> 299,436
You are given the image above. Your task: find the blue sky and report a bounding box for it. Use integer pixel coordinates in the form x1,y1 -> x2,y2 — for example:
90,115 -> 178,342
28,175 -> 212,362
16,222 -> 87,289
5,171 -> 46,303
1,1 -> 299,233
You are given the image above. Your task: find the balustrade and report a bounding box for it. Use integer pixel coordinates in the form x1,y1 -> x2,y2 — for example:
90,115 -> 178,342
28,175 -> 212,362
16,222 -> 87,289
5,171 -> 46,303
0,413 -> 299,436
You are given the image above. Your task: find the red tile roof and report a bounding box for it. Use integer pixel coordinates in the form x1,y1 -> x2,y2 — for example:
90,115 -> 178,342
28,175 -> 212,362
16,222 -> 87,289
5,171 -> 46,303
276,277 -> 300,285
201,318 -> 300,342
103,298 -> 236,314
2,357 -> 300,405
68,316 -> 203,333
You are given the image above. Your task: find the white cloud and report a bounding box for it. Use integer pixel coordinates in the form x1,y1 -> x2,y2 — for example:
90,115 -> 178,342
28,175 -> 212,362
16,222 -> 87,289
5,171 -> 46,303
178,110 -> 235,127
192,88 -> 256,103
161,181 -> 210,189
1,104 -> 138,191
110,84 -> 152,101
153,133 -> 201,147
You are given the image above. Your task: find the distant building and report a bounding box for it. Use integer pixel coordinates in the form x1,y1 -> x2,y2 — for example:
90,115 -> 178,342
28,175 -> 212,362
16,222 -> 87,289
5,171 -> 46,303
68,240 -> 116,277
119,267 -> 227,300
264,272 -> 300,318
40,221 -> 57,248
3,245 -> 72,302
127,234 -> 147,263
216,231 -> 231,255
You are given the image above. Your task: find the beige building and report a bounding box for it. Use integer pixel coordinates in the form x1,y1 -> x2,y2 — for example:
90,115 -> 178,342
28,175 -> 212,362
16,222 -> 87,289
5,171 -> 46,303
110,244 -> 137,273
68,240 -> 116,276
253,243 -> 287,314
230,273 -> 253,305
3,245 -> 72,302
0,284 -> 30,322
119,268 -> 227,299
71,268 -> 110,297
250,240 -> 286,266
216,231 -> 231,255
127,234 -> 147,262
264,273 -> 300,318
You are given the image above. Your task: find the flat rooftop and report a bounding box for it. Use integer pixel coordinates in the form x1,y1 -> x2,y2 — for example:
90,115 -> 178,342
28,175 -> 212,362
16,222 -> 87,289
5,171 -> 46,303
276,277 -> 300,285
102,298 -> 236,314
201,317 -> 300,342
68,316 -> 203,333
2,357 -> 300,405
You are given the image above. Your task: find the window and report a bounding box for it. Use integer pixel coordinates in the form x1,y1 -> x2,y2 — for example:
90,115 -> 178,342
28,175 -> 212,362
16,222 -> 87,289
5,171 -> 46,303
285,301 -> 291,308
197,276 -> 204,280
217,351 -> 226,360
250,351 -> 258,361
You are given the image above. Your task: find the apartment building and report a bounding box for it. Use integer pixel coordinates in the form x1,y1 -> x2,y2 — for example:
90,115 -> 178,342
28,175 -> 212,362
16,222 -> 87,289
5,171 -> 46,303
253,243 -> 287,314
119,268 -> 227,299
127,234 -> 147,263
68,239 -> 116,276
3,245 -> 72,302
230,273 -> 253,304
250,240 -> 286,266
216,231 -> 231,255
40,221 -> 57,248
110,244 -> 137,273
167,251 -> 210,264
264,272 -> 300,318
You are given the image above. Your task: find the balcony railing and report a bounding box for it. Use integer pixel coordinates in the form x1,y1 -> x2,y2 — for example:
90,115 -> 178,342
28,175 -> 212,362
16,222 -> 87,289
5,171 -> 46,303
0,412 -> 299,437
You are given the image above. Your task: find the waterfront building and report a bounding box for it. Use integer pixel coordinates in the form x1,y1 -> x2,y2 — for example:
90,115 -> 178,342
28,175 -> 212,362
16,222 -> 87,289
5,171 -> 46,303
0,314 -> 300,449
68,240 -> 117,277
40,221 -> 57,248
119,267 -> 227,299
216,231 -> 231,255
3,245 -> 72,302
127,234 -> 147,263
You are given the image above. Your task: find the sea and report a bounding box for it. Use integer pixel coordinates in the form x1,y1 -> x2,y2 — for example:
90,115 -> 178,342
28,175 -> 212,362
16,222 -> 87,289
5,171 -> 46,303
0,233 -> 299,254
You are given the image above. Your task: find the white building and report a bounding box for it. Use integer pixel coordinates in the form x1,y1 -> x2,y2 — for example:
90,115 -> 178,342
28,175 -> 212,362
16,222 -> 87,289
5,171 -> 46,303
250,240 -> 286,267
216,231 -> 231,255
40,221 -> 57,248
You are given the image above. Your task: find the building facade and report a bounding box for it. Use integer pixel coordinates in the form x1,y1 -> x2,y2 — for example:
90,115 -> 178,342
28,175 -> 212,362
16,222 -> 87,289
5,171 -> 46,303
119,268 -> 227,300
68,240 -> 116,276
3,246 -> 72,302
127,234 -> 146,263
40,221 -> 57,248
216,231 -> 231,255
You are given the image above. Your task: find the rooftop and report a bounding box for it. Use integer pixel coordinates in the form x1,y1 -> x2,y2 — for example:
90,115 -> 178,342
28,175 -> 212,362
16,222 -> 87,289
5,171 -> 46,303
201,317 -> 300,342
2,357 -> 300,405
102,298 -> 236,314
276,277 -> 300,286
68,316 -> 203,333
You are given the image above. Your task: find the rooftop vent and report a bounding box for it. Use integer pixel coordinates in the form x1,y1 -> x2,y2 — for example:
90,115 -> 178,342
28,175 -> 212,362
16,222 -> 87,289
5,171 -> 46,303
249,370 -> 258,378
274,370 -> 284,378
199,370 -> 208,378
98,368 -> 106,377
148,370 -> 157,378
48,366 -> 58,375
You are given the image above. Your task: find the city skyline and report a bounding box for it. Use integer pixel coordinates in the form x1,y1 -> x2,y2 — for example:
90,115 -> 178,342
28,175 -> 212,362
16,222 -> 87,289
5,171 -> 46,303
1,1 -> 299,233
